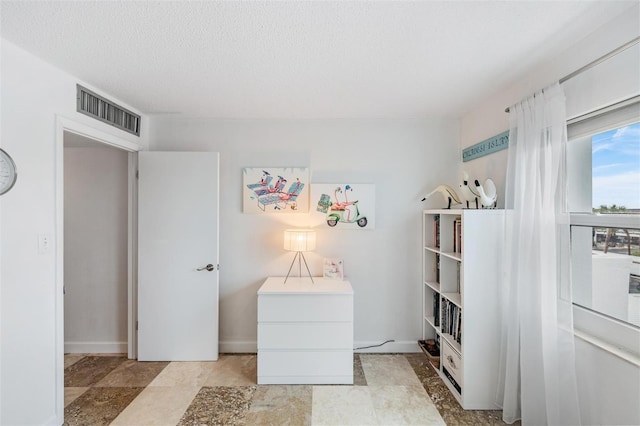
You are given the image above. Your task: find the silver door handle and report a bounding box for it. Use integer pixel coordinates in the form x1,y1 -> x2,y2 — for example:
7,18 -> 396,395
197,264 -> 214,272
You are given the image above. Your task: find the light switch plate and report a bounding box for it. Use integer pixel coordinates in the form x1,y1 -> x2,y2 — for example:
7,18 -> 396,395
38,234 -> 52,254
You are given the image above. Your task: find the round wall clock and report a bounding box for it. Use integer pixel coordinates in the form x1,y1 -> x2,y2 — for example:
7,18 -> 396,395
0,148 -> 17,195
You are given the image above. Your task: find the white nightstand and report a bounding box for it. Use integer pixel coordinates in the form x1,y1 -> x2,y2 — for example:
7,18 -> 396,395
257,276 -> 354,384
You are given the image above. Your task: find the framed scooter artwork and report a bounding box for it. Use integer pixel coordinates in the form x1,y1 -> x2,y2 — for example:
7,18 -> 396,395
310,183 -> 375,230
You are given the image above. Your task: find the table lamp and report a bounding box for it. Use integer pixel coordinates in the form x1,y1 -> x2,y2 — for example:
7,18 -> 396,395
283,229 -> 316,283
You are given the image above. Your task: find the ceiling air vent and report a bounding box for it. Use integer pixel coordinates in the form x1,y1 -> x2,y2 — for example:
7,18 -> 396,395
76,85 -> 141,136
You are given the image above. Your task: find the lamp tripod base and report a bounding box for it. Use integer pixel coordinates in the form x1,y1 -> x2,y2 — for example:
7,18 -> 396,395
284,251 -> 314,284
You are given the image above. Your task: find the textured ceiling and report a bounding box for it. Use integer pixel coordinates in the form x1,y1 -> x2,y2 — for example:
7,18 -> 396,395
1,1 -> 636,119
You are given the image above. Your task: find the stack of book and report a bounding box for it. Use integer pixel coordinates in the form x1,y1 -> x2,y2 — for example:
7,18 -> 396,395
441,297 -> 462,344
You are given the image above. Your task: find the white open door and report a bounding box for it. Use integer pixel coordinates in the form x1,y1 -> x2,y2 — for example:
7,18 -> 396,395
137,151 -> 219,361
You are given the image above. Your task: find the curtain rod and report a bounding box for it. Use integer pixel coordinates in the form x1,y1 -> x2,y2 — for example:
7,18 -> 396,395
505,36 -> 640,113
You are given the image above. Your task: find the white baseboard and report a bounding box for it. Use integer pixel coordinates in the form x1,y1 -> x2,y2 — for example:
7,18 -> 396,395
65,341 -> 127,354
220,340 -> 258,353
219,340 -> 420,354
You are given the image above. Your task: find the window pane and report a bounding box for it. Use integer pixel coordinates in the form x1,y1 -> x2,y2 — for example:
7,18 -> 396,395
572,226 -> 640,327
591,121 -> 640,212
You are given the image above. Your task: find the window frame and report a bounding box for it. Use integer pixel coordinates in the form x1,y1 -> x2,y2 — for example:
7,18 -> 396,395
567,105 -> 640,365
570,213 -> 639,229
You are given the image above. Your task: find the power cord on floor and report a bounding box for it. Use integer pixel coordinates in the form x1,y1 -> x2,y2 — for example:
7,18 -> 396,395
354,339 -> 395,350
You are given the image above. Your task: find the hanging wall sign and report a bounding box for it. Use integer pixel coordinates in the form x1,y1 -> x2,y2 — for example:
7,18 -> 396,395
462,130 -> 509,162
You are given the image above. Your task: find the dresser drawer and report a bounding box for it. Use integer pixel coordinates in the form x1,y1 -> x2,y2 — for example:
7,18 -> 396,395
442,341 -> 463,390
258,294 -> 353,322
258,323 -> 353,350
258,350 -> 353,383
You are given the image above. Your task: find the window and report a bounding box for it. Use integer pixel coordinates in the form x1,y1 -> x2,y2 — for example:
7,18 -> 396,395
569,119 -> 640,328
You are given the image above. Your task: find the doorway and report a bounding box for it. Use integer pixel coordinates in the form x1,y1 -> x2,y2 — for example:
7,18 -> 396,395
63,131 -> 129,354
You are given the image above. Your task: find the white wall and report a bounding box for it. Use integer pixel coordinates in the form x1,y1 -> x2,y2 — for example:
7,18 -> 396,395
64,145 -> 128,353
459,5 -> 640,425
0,40 -> 147,425
149,117 -> 459,352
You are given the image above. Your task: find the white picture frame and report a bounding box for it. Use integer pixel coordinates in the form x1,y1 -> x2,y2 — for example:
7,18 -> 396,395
323,258 -> 344,280
311,183 -> 375,229
242,167 -> 310,213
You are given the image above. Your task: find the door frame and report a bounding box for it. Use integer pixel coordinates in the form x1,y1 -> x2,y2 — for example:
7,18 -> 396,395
54,116 -> 141,423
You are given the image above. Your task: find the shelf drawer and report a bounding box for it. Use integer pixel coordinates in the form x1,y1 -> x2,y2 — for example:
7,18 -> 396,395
258,294 -> 353,322
258,350 -> 353,380
258,323 -> 353,350
442,340 -> 463,389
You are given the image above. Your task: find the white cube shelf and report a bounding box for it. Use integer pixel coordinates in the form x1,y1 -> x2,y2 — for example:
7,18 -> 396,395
422,209 -> 504,409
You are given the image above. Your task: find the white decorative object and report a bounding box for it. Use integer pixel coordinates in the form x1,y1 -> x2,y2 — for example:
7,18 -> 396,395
257,277 -> 354,384
474,178 -> 497,208
323,258 -> 344,280
420,184 -> 462,209
459,171 -> 480,209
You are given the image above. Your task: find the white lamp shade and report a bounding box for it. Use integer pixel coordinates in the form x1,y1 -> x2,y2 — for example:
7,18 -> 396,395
284,229 -> 316,252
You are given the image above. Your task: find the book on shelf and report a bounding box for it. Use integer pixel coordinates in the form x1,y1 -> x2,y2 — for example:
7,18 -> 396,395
433,215 -> 440,248
456,309 -> 462,344
433,292 -> 440,327
453,216 -> 462,254
443,367 -> 461,394
435,254 -> 440,283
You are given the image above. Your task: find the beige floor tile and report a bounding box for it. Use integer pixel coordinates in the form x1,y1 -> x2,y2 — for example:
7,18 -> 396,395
64,355 -> 85,369
311,386 -> 378,426
64,387 -> 89,408
148,361 -> 215,387
246,385 -> 312,425
110,385 -> 200,426
369,385 -> 445,425
360,354 -> 422,386
204,354 -> 257,386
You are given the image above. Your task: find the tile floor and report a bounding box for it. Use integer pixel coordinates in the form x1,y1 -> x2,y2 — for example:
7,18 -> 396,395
63,353 -> 512,425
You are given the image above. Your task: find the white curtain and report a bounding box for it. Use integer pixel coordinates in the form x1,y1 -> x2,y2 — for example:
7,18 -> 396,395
497,82 -> 581,425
